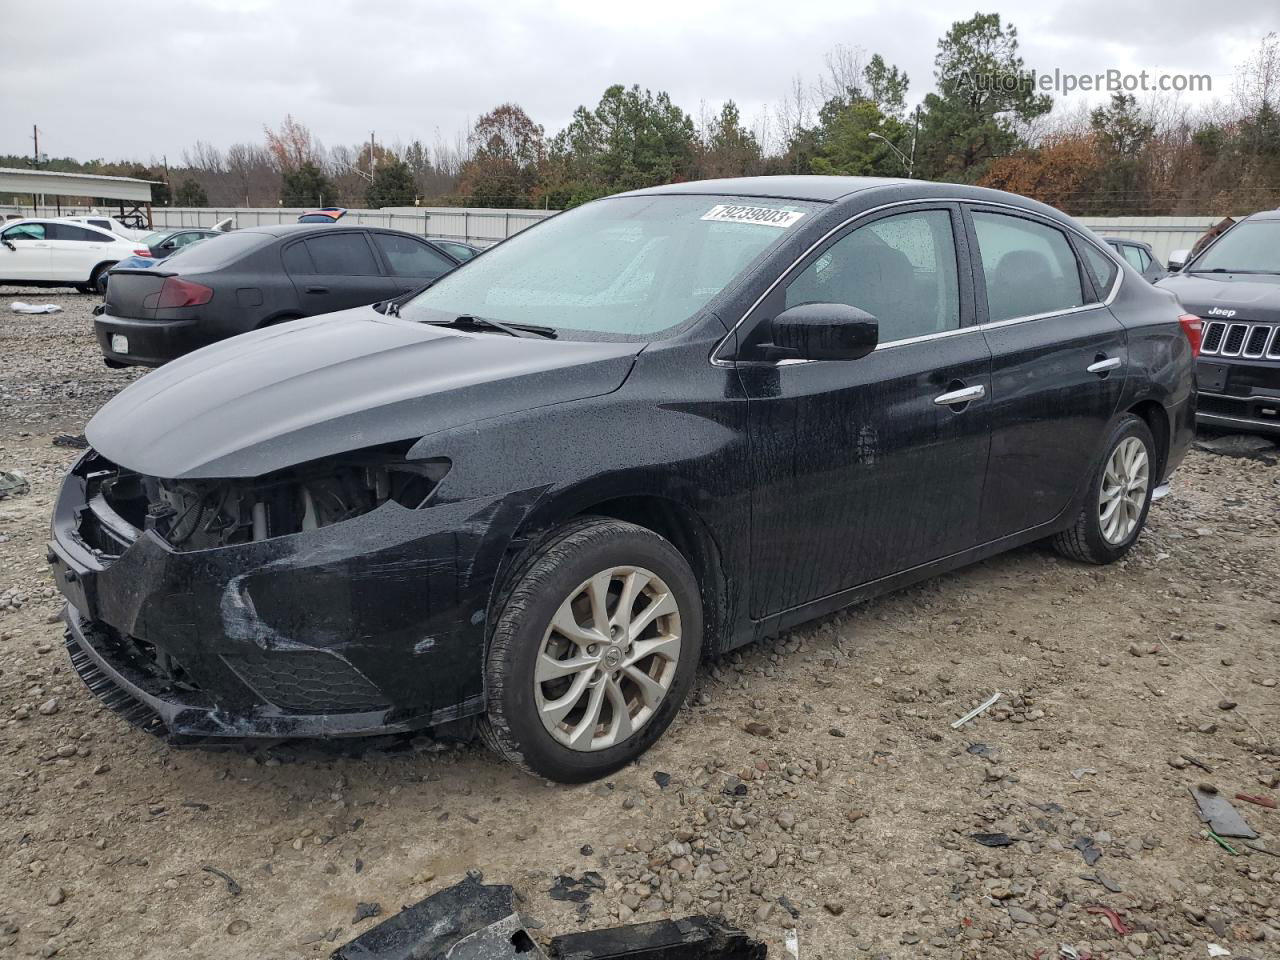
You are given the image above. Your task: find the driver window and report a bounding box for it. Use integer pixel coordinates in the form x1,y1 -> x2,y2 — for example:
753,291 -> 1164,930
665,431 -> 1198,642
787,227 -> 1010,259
785,209 -> 960,343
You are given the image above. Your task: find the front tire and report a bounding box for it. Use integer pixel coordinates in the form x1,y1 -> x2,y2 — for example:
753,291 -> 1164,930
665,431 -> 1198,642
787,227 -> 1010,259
1052,414 -> 1156,564
480,518 -> 701,782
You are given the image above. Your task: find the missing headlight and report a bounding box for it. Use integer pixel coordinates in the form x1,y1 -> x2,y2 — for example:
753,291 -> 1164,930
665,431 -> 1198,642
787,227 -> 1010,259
141,443 -> 450,550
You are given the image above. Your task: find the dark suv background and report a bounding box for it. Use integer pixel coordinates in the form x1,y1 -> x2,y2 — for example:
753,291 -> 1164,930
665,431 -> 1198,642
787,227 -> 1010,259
94,224 -> 470,367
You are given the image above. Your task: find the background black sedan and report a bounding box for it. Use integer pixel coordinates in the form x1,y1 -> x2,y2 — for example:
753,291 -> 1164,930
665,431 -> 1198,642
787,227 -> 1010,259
94,224 -> 470,366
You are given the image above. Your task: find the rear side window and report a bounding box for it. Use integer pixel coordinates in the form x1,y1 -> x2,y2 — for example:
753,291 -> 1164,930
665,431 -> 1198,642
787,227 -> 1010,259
48,224 -> 110,242
305,233 -> 380,276
972,212 -> 1084,322
1079,243 -> 1120,300
372,233 -> 454,277
89,219 -> 112,231
786,208 -> 960,343
282,241 -> 314,274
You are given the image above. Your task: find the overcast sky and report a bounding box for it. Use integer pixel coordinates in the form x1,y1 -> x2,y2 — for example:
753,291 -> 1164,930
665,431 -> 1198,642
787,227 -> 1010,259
1,0 -> 1274,163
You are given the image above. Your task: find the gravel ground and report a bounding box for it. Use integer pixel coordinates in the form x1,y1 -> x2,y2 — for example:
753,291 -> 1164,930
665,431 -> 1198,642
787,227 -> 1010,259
1,287 -> 1278,960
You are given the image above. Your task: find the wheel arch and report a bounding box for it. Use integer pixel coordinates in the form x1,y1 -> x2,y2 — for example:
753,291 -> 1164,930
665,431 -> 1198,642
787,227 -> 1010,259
1125,398 -> 1170,479
89,260 -> 118,282
490,486 -> 729,658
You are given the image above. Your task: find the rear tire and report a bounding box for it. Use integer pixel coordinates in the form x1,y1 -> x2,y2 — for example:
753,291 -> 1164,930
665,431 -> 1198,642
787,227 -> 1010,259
90,263 -> 115,295
1052,414 -> 1156,564
480,518 -> 701,782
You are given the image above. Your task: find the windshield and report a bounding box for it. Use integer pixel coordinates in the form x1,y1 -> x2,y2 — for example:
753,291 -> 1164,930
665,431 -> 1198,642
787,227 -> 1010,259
399,194 -> 820,338
1191,220 -> 1280,274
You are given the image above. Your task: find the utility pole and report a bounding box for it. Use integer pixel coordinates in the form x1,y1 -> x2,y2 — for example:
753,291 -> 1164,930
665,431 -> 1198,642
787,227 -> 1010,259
31,125 -> 39,168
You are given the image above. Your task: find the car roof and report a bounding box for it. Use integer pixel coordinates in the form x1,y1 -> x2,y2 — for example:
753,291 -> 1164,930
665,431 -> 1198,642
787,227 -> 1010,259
1244,209 -> 1280,222
616,175 -> 910,202
240,223 -> 428,239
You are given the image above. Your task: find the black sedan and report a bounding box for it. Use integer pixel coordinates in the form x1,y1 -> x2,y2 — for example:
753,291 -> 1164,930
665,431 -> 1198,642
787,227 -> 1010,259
94,224 -> 470,367
50,177 -> 1197,782
1157,208 -> 1280,435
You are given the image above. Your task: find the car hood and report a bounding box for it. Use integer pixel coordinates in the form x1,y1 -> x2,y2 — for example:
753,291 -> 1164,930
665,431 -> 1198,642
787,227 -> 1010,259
1157,273 -> 1280,324
87,307 -> 642,479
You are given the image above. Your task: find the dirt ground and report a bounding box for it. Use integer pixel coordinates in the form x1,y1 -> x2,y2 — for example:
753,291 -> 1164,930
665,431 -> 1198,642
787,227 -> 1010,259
1,288 -> 1277,960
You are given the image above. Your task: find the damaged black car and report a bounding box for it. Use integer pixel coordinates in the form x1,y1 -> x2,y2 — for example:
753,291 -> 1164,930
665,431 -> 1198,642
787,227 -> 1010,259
48,176 -> 1197,782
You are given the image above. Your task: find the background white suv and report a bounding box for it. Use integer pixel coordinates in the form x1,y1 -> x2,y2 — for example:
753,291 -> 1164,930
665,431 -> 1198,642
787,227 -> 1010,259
0,218 -> 146,294
58,214 -> 150,242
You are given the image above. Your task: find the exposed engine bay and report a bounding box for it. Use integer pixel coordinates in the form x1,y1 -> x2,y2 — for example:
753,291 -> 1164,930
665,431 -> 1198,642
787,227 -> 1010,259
84,445 -> 449,551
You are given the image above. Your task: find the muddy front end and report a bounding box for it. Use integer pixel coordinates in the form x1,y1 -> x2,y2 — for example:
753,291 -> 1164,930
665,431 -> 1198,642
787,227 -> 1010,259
46,448 -> 502,741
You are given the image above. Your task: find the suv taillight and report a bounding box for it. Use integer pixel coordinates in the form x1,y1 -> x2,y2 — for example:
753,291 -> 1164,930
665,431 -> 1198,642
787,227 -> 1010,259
1178,314 -> 1203,357
156,277 -> 213,309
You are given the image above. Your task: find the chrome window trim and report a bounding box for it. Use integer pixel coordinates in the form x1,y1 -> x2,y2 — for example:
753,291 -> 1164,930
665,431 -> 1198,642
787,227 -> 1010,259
712,196 -> 1124,367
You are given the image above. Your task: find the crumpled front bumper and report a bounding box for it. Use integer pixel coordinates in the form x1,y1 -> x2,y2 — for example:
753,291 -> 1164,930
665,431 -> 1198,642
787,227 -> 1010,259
47,452 -> 513,739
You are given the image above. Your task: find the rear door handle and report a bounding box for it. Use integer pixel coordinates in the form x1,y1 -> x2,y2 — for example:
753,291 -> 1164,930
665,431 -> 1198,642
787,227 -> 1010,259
304,285 -> 330,294
933,384 -> 985,406
1087,357 -> 1122,375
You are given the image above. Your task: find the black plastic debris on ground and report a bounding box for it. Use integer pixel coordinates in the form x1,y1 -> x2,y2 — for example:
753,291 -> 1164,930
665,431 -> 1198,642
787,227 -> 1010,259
331,878 -> 768,960
970,832 -> 1014,847
549,873 -> 606,903
333,880 -> 532,959
1073,836 -> 1102,866
653,771 -> 672,789
549,915 -> 767,959
1190,786 -> 1258,839
352,902 -> 382,925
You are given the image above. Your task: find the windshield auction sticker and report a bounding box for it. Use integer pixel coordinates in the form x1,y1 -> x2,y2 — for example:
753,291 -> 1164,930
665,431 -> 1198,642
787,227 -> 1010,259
701,204 -> 805,228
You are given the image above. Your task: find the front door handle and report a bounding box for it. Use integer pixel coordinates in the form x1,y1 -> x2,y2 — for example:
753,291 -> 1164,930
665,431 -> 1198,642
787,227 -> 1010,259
934,384 -> 985,407
304,285 -> 330,294
1087,356 -> 1122,375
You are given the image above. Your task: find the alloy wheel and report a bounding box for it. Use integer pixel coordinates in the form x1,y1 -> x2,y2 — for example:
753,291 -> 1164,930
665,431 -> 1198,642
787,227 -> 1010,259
533,565 -> 682,751
1098,436 -> 1149,545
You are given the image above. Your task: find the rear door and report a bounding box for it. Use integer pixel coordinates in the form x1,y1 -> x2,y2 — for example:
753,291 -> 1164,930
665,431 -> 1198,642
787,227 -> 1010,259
285,231 -> 396,313
47,224 -> 115,281
370,232 -> 458,294
0,222 -> 52,280
966,207 -> 1128,541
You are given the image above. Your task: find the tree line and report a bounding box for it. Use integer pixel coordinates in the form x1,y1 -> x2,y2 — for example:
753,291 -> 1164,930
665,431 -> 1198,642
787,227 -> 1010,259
5,16 -> 1278,217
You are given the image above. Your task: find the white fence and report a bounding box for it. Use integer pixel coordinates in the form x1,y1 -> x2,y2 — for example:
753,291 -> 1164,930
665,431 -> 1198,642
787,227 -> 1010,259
0,204 -> 556,245
0,201 -> 1220,261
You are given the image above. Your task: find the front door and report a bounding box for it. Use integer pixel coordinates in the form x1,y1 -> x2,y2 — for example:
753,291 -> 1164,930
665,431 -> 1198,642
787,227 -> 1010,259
1,222 -> 52,280
965,208 -> 1129,540
738,204 -> 993,618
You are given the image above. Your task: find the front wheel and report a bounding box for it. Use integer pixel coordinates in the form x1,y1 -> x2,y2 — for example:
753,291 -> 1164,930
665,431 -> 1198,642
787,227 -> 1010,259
480,518 -> 702,782
1052,414 -> 1156,564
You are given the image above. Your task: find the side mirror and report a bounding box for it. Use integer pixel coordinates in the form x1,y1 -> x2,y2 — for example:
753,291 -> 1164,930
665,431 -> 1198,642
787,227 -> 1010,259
1167,248 -> 1190,272
161,241 -> 175,250
1,239 -> 14,252
768,303 -> 879,361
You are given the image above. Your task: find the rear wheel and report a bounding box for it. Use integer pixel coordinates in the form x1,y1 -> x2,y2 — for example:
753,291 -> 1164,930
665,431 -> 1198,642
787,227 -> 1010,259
1052,414 -> 1156,564
480,518 -> 701,782
90,263 -> 115,295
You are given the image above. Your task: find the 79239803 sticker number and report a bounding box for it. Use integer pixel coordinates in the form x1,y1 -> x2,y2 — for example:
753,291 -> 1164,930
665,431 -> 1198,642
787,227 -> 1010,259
700,204 -> 806,228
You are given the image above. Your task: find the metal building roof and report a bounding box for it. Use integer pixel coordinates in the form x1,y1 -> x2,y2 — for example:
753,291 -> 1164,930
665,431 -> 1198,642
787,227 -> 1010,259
0,167 -> 157,202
